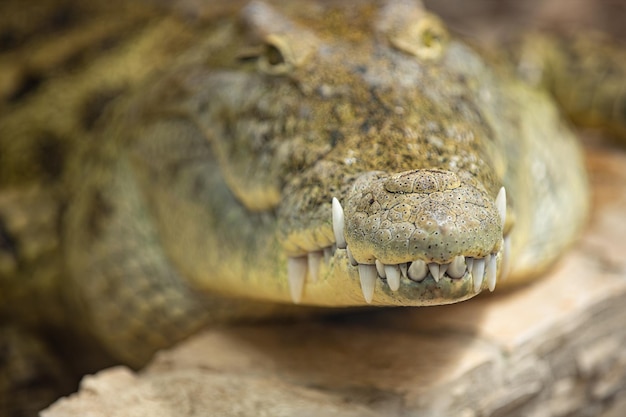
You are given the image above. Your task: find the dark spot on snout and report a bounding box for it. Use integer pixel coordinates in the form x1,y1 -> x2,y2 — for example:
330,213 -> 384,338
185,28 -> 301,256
354,65 -> 367,74
329,129 -> 343,147
359,119 -> 372,133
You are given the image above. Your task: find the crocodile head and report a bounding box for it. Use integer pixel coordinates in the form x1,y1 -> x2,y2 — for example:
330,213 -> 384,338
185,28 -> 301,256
133,0 -> 519,307
191,0 -> 515,306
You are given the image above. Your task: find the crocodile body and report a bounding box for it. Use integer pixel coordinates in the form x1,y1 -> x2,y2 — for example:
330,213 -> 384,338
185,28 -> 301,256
1,0 -> 625,414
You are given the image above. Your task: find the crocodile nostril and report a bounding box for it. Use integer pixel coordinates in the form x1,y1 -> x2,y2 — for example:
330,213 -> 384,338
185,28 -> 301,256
383,169 -> 461,194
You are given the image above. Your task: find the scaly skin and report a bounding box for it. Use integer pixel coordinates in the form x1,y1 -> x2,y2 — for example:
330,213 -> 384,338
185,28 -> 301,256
3,0 -> 626,413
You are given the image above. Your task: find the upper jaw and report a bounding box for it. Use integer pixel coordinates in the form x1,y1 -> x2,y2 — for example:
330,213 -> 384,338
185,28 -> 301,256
285,170 -> 510,305
342,169 -> 504,265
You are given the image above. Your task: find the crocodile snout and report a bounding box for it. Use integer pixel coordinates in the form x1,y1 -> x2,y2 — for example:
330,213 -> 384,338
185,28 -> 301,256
341,169 -> 503,265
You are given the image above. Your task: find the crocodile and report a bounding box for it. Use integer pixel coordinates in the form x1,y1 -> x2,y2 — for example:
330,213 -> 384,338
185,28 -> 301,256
1,0 -> 625,414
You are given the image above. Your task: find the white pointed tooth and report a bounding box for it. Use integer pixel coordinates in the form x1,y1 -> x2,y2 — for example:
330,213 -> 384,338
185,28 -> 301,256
496,186 -> 507,227
358,264 -> 377,304
399,263 -> 408,279
501,237 -> 512,281
287,256 -> 307,303
331,197 -> 347,249
439,263 -> 449,280
346,246 -> 358,266
323,246 -> 333,264
408,260 -> 428,281
472,258 -> 486,293
466,257 -> 474,273
384,265 -> 401,291
428,263 -> 440,283
447,255 -> 466,279
307,251 -> 323,283
375,260 -> 386,278
486,254 -> 497,292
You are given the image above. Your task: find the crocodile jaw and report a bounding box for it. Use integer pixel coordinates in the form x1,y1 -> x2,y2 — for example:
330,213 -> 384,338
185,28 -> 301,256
287,180 -> 508,305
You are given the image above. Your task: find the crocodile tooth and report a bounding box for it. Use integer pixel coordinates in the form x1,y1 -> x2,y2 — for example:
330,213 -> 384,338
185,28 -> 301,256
358,264 -> 377,303
472,258 -> 486,293
439,263 -> 449,280
308,251 -> 323,283
375,260 -> 386,278
447,255 -> 466,278
399,263 -> 408,279
287,256 -> 307,303
346,246 -> 358,266
331,197 -> 347,249
496,187 -> 506,227
501,237 -> 512,281
486,253 -> 497,292
384,265 -> 401,291
428,263 -> 440,283
466,257 -> 474,273
408,260 -> 428,281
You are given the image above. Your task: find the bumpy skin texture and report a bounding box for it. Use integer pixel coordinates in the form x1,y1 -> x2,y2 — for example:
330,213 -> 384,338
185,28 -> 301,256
4,0 -> 625,413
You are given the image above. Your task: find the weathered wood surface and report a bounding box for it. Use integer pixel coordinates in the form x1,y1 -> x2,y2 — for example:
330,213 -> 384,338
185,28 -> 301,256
42,141 -> 626,416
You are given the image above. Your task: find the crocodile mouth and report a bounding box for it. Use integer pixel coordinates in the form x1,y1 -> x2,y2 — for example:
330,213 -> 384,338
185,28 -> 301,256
287,187 -> 510,304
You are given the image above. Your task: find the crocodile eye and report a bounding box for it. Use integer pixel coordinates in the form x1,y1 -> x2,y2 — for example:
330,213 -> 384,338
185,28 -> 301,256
418,19 -> 447,53
236,1 -> 320,75
392,14 -> 449,60
257,35 -> 295,75
264,43 -> 285,66
240,2 -> 319,75
377,1 -> 449,60
236,36 -> 302,75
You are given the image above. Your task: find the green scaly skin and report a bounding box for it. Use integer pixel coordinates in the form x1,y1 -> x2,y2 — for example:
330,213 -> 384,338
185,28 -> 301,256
1,0 -> 625,414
